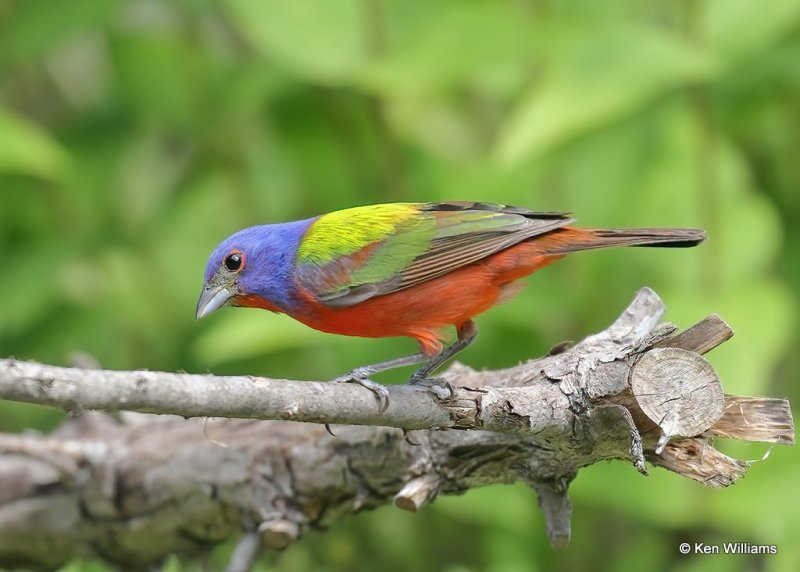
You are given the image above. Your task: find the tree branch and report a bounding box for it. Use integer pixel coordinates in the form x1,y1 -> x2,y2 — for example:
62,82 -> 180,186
0,288 -> 793,570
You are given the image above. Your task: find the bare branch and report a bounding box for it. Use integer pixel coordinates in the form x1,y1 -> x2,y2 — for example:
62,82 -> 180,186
226,533 -> 262,572
0,288 -> 793,569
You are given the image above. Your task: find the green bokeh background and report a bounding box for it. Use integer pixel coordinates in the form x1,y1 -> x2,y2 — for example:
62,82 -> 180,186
1,1 -> 798,571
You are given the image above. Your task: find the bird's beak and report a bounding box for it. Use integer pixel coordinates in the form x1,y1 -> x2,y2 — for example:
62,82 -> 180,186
196,285 -> 234,320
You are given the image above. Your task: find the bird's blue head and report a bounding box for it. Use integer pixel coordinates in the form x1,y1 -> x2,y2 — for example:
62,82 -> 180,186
196,219 -> 315,319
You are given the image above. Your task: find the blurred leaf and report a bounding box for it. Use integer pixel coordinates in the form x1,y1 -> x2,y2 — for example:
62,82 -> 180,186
358,3 -> 534,160
572,461 -> 699,527
224,0 -> 366,83
0,399 -> 64,433
705,447 -> 800,550
0,246 -> 67,339
268,89 -> 370,209
192,311 -> 319,367
0,108 -> 69,180
94,246 -> 167,363
497,24 -> 715,164
629,104 -> 783,281
662,279 -> 795,396
111,34 -> 209,125
161,555 -> 183,572
483,531 -> 541,572
0,0 -> 114,61
705,0 -> 800,63
362,2 -> 532,96
434,484 -> 537,533
384,97 -> 489,161
113,131 -> 191,231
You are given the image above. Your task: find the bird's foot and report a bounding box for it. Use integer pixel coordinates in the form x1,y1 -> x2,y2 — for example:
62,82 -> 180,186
408,372 -> 442,386
408,375 -> 452,399
332,365 -> 376,382
331,370 -> 389,413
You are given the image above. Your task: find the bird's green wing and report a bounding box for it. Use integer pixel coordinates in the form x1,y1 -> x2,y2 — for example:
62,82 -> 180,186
295,202 -> 573,308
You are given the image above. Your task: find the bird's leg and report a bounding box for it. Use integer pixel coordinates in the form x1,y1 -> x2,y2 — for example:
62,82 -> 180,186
331,353 -> 428,412
333,353 -> 428,382
409,320 -> 477,385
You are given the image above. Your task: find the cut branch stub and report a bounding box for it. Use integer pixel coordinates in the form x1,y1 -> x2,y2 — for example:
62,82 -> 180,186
394,474 -> 440,512
258,520 -> 299,550
529,476 -> 574,549
654,313 -> 734,355
630,347 -> 725,453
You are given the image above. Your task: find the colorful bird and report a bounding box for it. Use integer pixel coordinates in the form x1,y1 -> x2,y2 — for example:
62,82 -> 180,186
197,202 -> 705,408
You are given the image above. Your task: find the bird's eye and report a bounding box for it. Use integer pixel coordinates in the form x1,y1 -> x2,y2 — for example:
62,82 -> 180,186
224,251 -> 244,273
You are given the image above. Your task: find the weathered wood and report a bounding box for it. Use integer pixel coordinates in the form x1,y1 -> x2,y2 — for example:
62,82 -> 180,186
0,289 -> 793,569
708,396 -> 796,444
395,474 -> 440,512
647,438 -> 749,488
654,313 -> 734,354
259,521 -> 300,550
529,475 -> 574,549
630,347 -> 725,453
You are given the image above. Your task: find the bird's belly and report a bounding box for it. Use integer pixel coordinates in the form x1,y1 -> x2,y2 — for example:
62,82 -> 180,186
289,276 -> 494,355
295,269 -> 498,337
288,244 -> 562,354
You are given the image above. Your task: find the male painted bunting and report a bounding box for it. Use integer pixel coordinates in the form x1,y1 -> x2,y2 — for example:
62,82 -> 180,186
197,202 -> 704,406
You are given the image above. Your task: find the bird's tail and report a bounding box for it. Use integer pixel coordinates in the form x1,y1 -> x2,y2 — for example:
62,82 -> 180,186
542,227 -> 706,254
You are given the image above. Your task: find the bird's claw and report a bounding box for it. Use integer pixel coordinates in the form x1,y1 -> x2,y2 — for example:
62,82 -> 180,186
331,371 -> 390,413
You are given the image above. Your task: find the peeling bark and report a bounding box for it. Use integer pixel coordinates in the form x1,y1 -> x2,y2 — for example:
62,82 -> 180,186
0,288 -> 794,570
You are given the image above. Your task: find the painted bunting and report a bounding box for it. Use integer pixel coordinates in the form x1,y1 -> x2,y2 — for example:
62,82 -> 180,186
197,202 -> 704,406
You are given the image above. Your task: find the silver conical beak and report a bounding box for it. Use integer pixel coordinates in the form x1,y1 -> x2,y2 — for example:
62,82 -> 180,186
196,286 -> 233,320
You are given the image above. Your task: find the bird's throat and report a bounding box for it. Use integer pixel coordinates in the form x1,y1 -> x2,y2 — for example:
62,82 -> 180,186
235,294 -> 284,314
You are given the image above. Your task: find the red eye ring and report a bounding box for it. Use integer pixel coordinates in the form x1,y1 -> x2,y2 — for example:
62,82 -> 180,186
223,250 -> 245,273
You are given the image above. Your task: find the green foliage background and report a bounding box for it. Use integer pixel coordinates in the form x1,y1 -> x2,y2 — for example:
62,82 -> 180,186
1,1 -> 799,571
